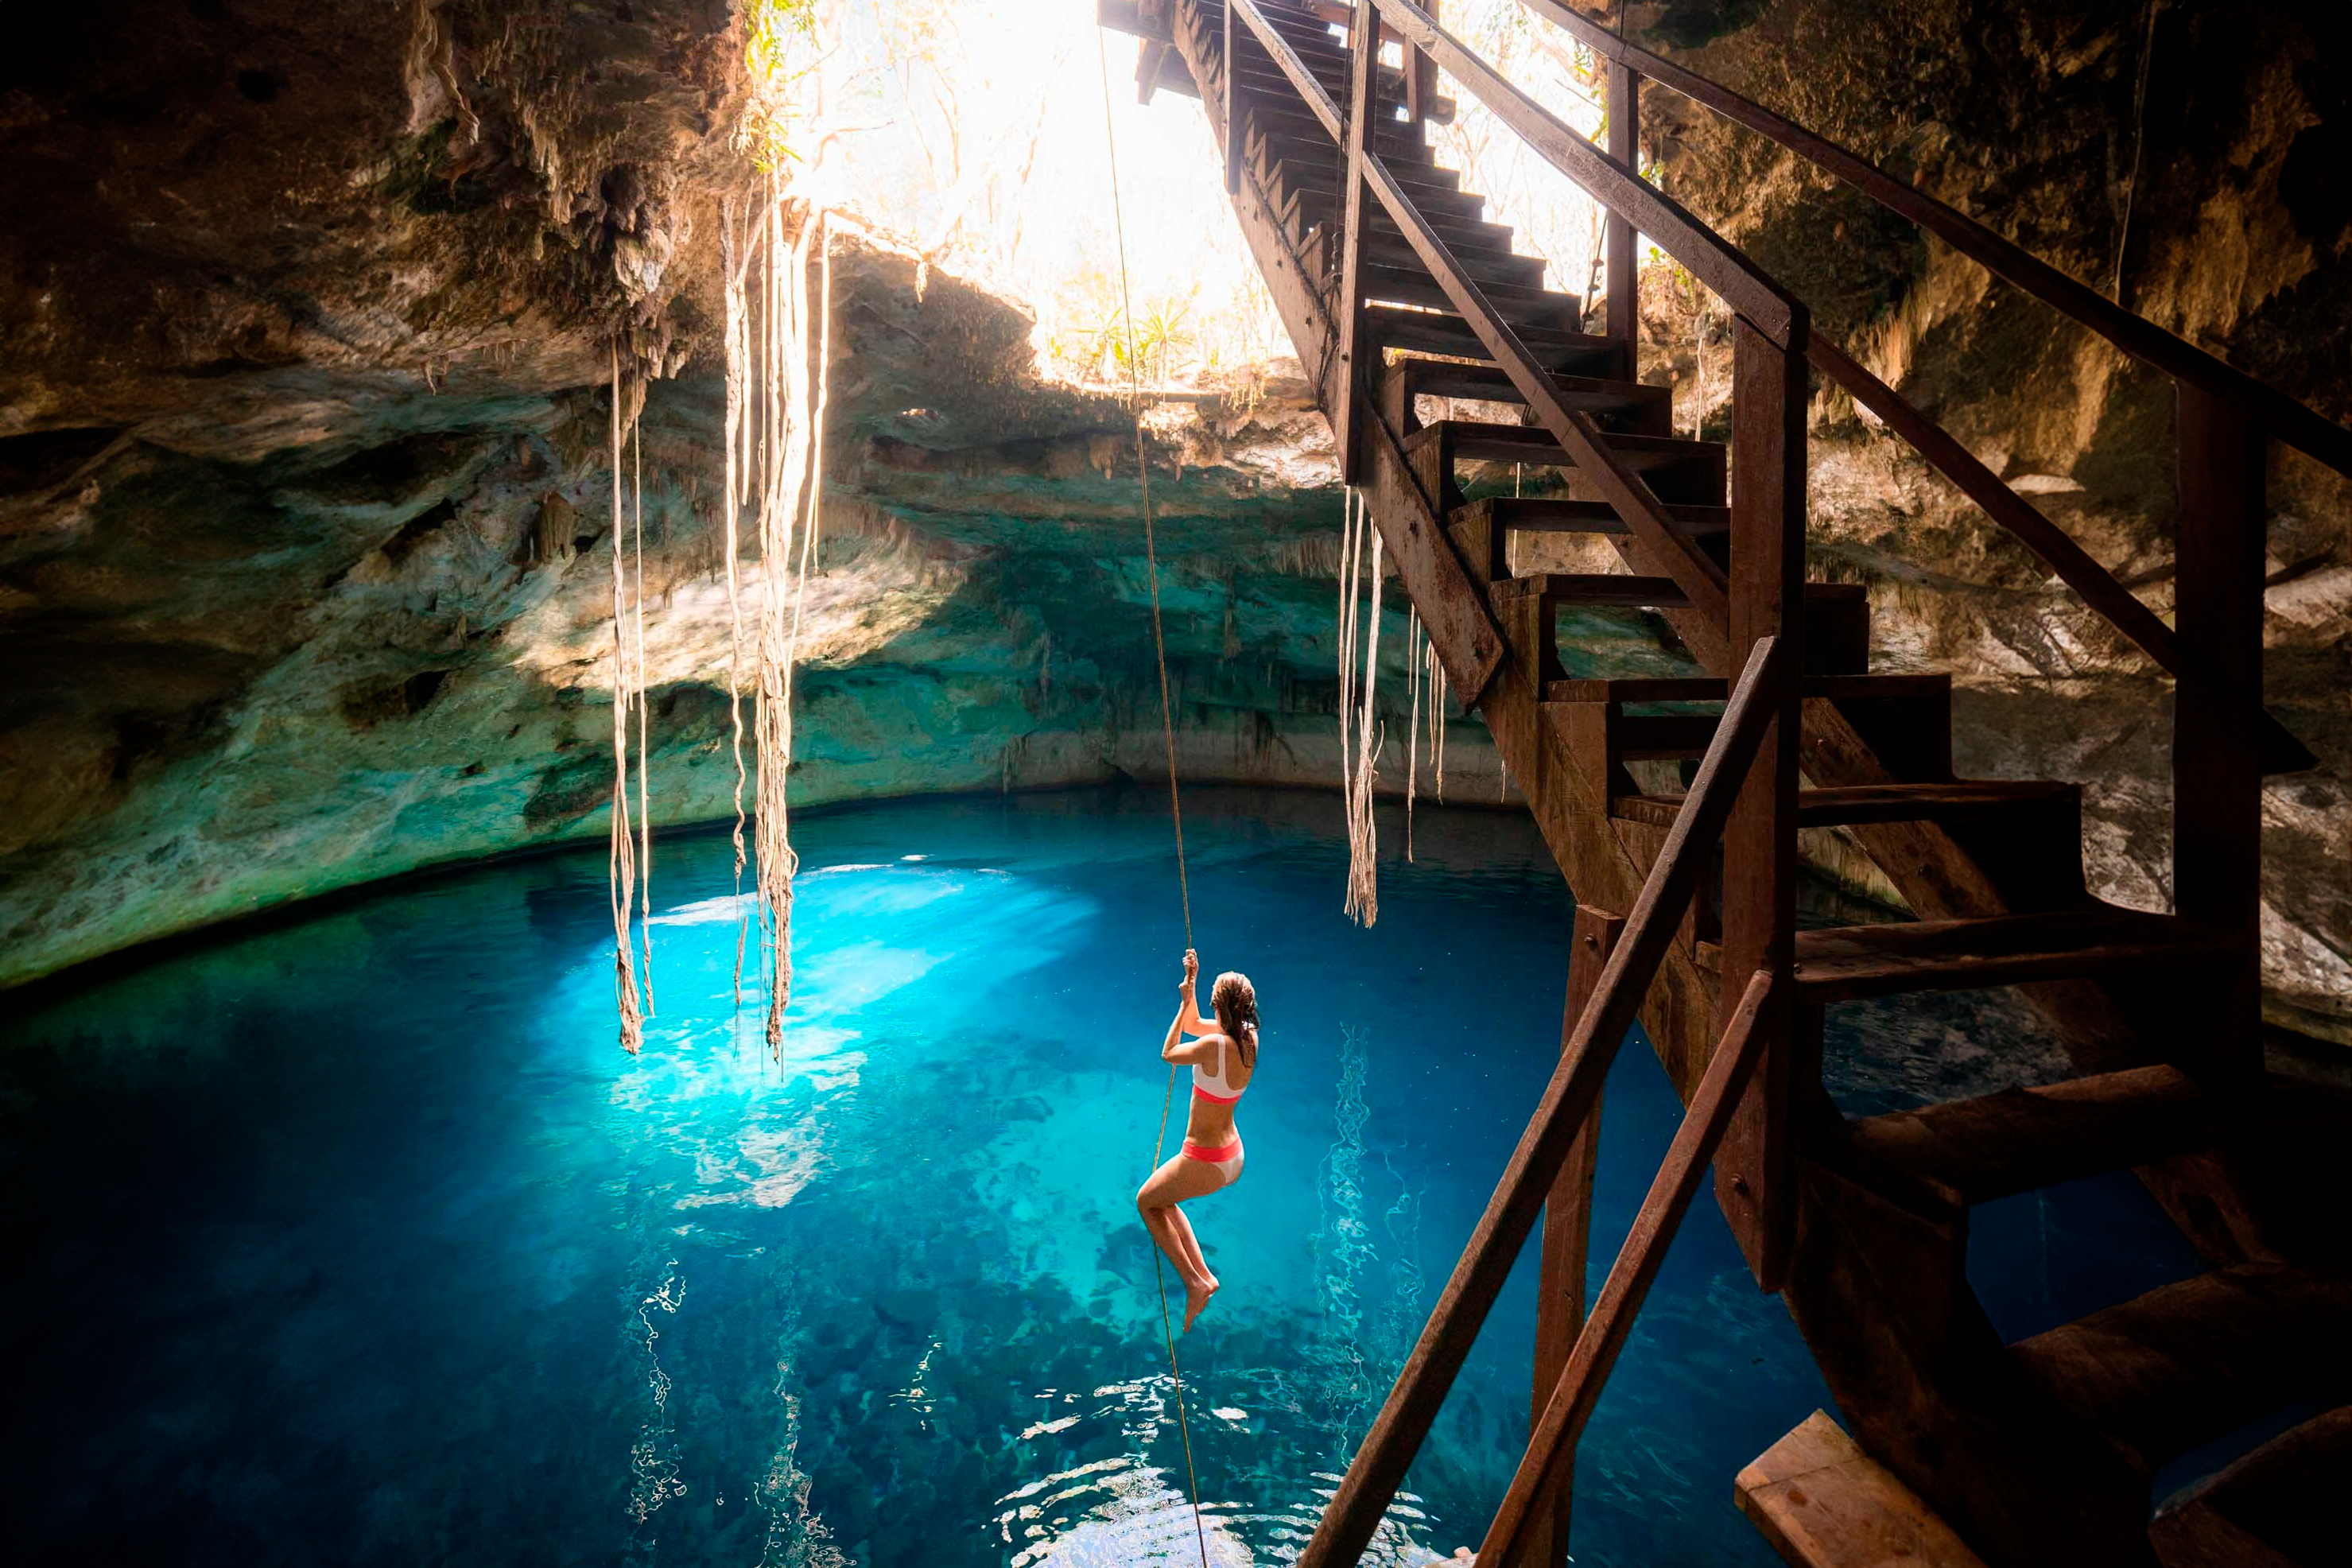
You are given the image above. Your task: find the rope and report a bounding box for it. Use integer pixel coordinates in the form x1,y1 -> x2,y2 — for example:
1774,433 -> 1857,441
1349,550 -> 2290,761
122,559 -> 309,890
1100,25 -> 1208,1568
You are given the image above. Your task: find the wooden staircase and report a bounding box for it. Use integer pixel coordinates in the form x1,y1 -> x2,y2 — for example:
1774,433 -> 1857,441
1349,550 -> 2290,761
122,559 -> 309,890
1104,2 -> 2352,1565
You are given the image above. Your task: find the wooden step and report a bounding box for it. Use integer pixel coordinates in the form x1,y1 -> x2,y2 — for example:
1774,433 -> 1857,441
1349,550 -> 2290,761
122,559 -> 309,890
1818,1065 -> 2328,1213
1544,672 -> 1955,705
2150,1404 -> 2348,1568
1257,128 -> 1461,188
1493,571 -> 1693,610
1404,359 -> 1667,415
1358,262 -> 1577,324
1363,229 -> 1542,285
1364,307 -> 1620,375
2012,1263 -> 2352,1474
1738,1411 -> 1992,1568
1789,908 -> 2237,1003
1277,162 -> 1488,222
1432,418 -> 1721,468
1454,495 -> 1728,538
1418,417 -> 1728,505
1547,677 -> 1733,704
1300,194 -> 1516,252
1245,100 -> 1430,161
1613,779 -> 2080,830
1340,204 -> 1523,261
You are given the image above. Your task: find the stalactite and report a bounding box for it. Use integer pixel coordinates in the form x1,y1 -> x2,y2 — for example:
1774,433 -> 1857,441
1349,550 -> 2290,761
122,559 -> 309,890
607,344 -> 645,1054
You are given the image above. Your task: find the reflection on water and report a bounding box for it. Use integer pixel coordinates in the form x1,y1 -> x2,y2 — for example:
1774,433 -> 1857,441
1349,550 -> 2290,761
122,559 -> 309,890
2,787 -> 2197,1566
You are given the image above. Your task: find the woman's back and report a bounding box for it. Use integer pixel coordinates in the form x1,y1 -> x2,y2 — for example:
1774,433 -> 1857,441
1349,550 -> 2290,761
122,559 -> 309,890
1184,1031 -> 1251,1142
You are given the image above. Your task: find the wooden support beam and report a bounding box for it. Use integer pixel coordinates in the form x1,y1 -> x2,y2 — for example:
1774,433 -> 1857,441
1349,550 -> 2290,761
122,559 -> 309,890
1332,0 -> 1380,481
1222,2 -> 1244,192
1477,967 -> 1781,1567
1405,0 -> 1441,131
1291,636 -> 1784,1568
1603,59 -> 1637,357
1138,39 -> 1172,103
1714,314 -> 1808,1290
1513,904 -> 1624,1568
2172,383 -> 2268,1081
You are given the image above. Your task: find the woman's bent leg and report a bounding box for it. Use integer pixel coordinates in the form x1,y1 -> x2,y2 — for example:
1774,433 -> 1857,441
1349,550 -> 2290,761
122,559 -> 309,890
1137,1154 -> 1231,1333
1165,1204 -> 1212,1286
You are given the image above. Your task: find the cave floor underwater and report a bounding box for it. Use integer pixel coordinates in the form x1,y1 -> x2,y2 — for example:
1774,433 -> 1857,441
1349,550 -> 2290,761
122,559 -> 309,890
2,786 -> 2218,1567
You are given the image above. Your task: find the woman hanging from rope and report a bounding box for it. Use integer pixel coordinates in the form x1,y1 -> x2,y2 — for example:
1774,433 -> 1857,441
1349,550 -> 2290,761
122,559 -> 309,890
1137,949 -> 1260,1333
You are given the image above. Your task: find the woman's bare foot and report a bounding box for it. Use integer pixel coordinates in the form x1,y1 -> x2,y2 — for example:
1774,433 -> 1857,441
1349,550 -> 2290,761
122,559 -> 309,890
1183,1273 -> 1220,1333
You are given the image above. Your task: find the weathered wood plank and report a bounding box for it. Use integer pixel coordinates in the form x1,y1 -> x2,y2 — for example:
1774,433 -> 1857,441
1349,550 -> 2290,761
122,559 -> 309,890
1789,909 -> 2236,1004
1513,904 -> 1624,1568
1715,316 -> 1808,1290
1735,1411 -> 1991,1568
2173,383 -> 2269,1077
1331,0 -> 1379,481
1613,779 -> 2079,830
1820,1065 -> 2351,1216
1494,572 -> 1693,610
1603,58 -> 1637,356
2011,1264 -> 2352,1475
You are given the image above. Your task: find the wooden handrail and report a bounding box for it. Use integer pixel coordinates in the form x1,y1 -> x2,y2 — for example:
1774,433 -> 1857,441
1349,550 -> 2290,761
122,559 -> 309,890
1228,0 -> 1343,138
1516,0 -> 2352,481
1479,966 -> 1779,1565
1360,146 -> 1733,626
1367,0 -> 1803,346
1809,337 -> 2317,773
1294,635 -> 1787,1568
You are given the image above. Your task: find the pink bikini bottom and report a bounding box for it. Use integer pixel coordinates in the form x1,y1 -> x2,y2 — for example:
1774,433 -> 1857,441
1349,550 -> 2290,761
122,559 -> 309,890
1180,1139 -> 1244,1188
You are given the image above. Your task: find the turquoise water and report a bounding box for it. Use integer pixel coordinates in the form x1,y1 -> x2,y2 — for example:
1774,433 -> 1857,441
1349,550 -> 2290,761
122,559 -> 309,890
2,788 -> 2199,1566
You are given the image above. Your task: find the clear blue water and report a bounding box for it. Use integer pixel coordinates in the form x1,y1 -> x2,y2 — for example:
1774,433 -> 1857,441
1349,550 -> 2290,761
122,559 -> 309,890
2,788 -> 2201,1566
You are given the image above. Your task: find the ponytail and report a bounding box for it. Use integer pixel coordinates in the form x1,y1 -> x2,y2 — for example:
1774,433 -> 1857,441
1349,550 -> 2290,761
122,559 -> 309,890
1211,969 -> 1259,1072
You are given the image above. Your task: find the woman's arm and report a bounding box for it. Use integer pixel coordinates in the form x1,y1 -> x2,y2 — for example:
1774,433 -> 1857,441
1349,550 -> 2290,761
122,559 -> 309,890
1176,948 -> 1217,1036
1162,1010 -> 1219,1065
1162,949 -> 1220,1063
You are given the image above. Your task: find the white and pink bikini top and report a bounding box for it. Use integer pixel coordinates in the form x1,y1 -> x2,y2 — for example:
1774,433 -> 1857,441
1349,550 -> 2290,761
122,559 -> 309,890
1192,1037 -> 1250,1104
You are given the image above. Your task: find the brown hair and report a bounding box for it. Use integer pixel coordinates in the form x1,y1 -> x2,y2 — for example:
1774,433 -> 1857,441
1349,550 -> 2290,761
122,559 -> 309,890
1210,970 -> 1259,1070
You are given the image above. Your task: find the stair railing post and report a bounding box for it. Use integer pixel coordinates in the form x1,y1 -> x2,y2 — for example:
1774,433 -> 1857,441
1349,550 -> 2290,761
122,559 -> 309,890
1333,0 -> 1380,482
2172,382 -> 2267,1081
1714,311 -> 1809,1292
1602,59 -> 1638,365
1406,0 -> 1440,133
1512,903 -> 1624,1568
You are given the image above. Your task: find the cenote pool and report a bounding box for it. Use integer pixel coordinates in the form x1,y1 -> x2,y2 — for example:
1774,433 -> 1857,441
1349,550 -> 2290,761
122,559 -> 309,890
2,787 -> 2203,1566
